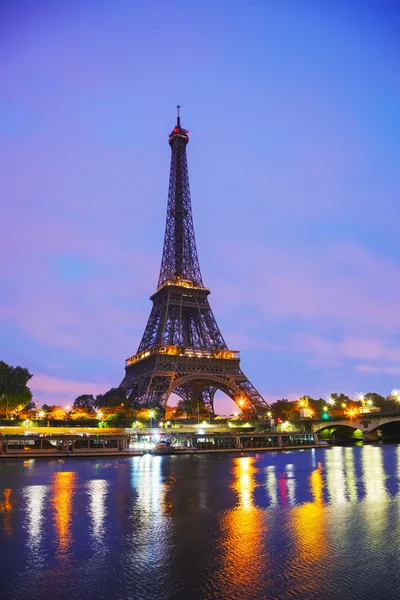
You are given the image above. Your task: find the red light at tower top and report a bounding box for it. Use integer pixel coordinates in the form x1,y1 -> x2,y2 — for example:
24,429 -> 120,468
169,105 -> 189,139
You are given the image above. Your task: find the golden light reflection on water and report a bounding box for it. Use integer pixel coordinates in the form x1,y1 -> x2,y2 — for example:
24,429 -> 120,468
0,488 -> 13,536
234,456 -> 255,511
51,471 -> 76,558
211,457 -> 267,598
289,461 -> 328,582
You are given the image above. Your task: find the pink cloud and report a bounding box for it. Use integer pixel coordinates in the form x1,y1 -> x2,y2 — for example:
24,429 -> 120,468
31,373 -> 112,407
294,332 -> 400,372
355,365 -> 378,374
213,241 -> 400,333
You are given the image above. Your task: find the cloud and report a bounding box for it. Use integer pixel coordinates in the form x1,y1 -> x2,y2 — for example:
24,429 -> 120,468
294,333 -> 400,362
0,212 -> 158,360
355,364 -> 400,377
223,241 -> 400,333
30,373 -> 112,406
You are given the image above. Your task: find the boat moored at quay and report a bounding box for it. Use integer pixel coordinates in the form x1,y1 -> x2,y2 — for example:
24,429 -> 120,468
0,431 -> 322,458
139,431 -> 321,454
0,434 -> 139,458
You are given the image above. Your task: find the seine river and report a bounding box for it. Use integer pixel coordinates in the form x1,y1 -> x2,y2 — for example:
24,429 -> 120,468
1,445 -> 400,600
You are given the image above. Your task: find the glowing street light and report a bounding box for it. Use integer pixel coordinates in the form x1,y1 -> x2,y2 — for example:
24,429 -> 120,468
327,397 -> 335,406
148,409 -> 155,428
38,410 -> 45,419
392,389 -> 400,403
97,411 -> 103,419
237,398 -> 245,409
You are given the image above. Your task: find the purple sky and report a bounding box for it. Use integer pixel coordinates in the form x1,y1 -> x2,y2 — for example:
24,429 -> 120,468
1,1 -> 399,413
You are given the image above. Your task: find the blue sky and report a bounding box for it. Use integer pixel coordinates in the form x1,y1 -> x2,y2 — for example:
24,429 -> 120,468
1,0 -> 399,412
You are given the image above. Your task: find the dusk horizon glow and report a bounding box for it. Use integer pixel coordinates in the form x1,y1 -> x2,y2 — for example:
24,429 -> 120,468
1,1 -> 399,413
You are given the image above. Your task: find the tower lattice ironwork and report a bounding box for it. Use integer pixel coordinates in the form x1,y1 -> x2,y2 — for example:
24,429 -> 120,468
121,108 -> 269,414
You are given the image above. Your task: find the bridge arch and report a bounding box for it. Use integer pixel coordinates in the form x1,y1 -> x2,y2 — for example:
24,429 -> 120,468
367,419 -> 400,441
314,423 -> 362,440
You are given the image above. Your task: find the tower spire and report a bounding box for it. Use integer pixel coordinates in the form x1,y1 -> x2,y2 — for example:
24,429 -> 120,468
176,104 -> 181,127
158,112 -> 203,289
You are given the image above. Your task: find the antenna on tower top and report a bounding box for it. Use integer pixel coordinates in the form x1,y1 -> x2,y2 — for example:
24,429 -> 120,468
176,104 -> 181,127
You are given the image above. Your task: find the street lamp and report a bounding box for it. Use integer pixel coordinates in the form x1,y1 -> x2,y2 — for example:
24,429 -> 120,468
149,409 -> 155,428
391,389 -> 400,407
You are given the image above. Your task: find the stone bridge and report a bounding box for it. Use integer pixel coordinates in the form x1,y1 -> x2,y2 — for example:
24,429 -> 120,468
309,411 -> 400,442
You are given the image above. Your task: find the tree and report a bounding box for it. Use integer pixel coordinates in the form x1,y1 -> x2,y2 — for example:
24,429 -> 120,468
70,407 -> 95,420
73,394 -> 96,412
364,392 -> 387,410
96,387 -> 126,408
330,393 -> 352,405
270,398 -> 296,421
175,397 -> 208,419
0,361 -> 33,419
47,406 -> 66,420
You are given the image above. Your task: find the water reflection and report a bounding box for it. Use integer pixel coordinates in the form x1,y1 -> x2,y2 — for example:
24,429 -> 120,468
234,456 -> 256,510
293,462 -> 326,558
87,480 -> 108,544
285,463 -> 296,506
210,457 -> 268,599
343,447 -> 358,502
2,447 -> 400,600
265,465 -> 278,507
288,462 -> 330,595
0,488 -> 13,536
24,485 -> 48,552
51,471 -> 76,558
362,445 -> 387,502
129,456 -> 172,572
326,447 -> 347,504
132,455 -> 169,519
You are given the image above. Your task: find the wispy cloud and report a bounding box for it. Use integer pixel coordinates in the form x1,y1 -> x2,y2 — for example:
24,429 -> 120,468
30,373 -> 112,406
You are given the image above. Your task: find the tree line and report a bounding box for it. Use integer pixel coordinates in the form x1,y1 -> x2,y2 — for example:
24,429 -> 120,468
1,360 -> 399,422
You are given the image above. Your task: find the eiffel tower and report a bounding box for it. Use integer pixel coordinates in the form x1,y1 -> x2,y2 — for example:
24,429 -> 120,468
121,108 -> 268,415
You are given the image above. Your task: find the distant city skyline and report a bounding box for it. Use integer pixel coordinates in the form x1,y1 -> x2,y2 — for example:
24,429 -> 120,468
1,1 -> 399,413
